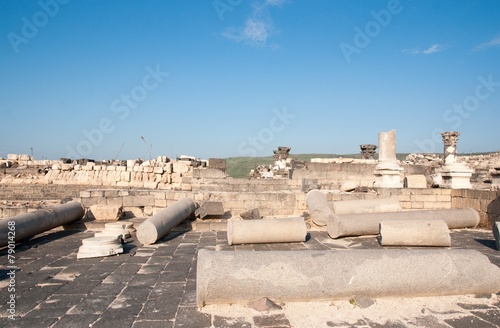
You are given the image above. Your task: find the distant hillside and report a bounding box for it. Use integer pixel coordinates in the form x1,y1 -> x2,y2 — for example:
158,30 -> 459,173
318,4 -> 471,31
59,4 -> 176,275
225,152 -> 497,178
225,153 -> 364,179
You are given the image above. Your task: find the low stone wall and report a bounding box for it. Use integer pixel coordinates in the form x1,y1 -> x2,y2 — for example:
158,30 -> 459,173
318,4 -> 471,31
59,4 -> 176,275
451,189 -> 500,229
291,163 -> 428,189
0,184 -> 103,201
75,188 -> 454,220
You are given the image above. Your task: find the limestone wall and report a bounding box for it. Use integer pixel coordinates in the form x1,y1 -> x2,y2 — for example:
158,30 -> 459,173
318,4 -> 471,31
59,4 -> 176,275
291,163 -> 427,189
451,189 -> 500,228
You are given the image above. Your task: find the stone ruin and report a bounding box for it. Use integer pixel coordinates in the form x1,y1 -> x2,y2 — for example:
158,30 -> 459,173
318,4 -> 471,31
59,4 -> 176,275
249,146 -> 298,179
360,144 -> 377,159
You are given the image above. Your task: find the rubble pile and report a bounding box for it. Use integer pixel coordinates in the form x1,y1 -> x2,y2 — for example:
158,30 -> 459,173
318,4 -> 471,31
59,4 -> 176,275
403,153 -> 443,166
249,147 -> 294,179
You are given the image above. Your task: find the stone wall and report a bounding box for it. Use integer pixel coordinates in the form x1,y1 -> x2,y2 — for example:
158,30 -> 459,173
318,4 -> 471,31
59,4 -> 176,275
291,163 -> 427,189
451,189 -> 500,229
0,184 -> 102,201
74,188 -> 454,220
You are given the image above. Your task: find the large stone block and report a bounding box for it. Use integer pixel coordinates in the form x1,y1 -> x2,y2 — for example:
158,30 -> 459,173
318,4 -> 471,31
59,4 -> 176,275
90,205 -> 123,221
196,201 -> 225,219
122,196 -> 155,207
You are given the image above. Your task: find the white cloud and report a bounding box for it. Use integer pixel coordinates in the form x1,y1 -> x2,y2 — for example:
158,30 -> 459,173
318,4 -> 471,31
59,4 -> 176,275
402,44 -> 447,55
222,18 -> 273,46
474,36 -> 500,51
221,0 -> 286,47
265,0 -> 287,7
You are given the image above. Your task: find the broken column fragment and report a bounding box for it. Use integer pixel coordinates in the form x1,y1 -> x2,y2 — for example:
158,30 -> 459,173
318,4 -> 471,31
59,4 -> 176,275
0,201 -> 84,247
195,201 -> 224,219
306,189 -> 335,226
374,129 -> 403,188
328,208 -> 480,239
137,198 -> 196,245
227,217 -> 307,246
95,222 -> 135,239
440,131 -> 473,189
196,249 -> 500,307
379,220 -> 451,247
332,198 -> 401,215
239,208 -> 262,220
77,236 -> 123,259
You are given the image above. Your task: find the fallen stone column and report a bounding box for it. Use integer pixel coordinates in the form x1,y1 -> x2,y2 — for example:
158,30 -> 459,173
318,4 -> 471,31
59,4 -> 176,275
196,249 -> 500,307
332,198 -> 401,215
306,189 -> 335,226
379,220 -> 451,247
328,208 -> 479,239
0,201 -> 84,247
137,198 -> 196,245
227,217 -> 307,246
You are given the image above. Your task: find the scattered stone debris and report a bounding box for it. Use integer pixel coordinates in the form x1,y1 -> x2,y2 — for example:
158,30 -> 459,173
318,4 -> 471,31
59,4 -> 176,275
239,208 -> 262,220
249,146 -> 296,179
249,298 -> 283,312
195,201 -> 225,219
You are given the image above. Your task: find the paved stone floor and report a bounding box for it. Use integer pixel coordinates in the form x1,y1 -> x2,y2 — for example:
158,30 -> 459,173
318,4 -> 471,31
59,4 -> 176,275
0,226 -> 499,327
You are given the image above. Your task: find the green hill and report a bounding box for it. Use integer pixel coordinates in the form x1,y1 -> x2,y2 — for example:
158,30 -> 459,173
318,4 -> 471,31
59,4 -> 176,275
225,153 -> 415,178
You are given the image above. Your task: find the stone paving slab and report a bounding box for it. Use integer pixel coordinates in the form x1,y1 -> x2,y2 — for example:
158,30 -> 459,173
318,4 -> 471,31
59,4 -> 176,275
0,227 -> 499,327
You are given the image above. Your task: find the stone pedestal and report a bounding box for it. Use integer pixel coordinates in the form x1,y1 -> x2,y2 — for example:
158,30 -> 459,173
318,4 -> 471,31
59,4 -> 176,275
440,132 -> 473,189
77,236 -> 123,259
374,130 -> 403,188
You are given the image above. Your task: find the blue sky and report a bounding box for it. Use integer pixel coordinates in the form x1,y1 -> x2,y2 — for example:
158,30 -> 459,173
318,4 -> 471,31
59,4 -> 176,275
1,0 -> 499,160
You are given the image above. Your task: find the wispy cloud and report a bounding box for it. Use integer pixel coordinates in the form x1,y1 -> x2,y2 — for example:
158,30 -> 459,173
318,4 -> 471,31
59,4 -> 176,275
474,36 -> 500,51
402,44 -> 447,55
221,0 -> 287,47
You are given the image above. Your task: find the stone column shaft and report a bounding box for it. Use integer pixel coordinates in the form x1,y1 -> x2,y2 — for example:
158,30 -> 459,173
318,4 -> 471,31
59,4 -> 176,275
0,201 -> 84,247
327,208 -> 479,239
196,249 -> 500,307
137,198 -> 196,245
227,217 -> 307,245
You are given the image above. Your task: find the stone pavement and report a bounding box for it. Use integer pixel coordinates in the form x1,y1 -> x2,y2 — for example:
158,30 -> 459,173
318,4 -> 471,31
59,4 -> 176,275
0,226 -> 499,327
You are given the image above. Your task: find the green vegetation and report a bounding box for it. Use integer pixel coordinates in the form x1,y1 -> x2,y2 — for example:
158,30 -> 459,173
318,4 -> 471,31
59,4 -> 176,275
224,152 -> 497,178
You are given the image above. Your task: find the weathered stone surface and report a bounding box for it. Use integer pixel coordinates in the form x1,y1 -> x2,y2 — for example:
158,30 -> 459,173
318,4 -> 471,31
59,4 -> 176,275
379,220 -> 451,247
340,181 -> 358,192
196,249 -> 500,307
332,198 -> 401,215
227,217 -> 307,245
208,158 -> 227,171
0,201 -> 84,247
328,208 -> 480,239
306,189 -> 335,226
137,198 -> 196,245
195,201 -> 225,219
404,175 -> 428,188
240,208 -> 262,220
90,205 -> 123,221
95,222 -> 135,239
77,236 -> 123,259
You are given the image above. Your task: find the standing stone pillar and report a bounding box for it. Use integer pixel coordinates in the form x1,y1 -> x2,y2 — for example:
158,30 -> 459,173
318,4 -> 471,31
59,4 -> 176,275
440,132 -> 473,189
490,165 -> 500,190
374,130 -> 403,188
